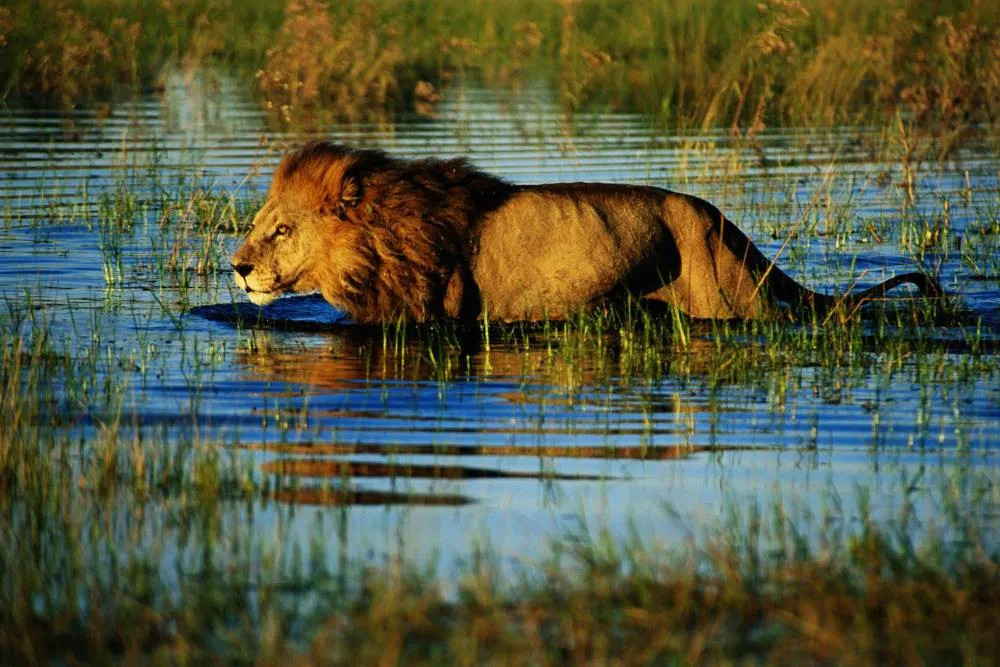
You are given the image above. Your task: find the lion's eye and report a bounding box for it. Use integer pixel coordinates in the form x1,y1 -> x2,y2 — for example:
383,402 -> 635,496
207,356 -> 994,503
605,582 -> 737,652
273,224 -> 290,238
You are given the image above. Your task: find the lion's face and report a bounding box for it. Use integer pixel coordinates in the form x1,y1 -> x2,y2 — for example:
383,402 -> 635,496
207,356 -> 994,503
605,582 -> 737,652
232,190 -> 378,312
231,200 -> 322,306
234,194 -> 376,309
232,145 -> 386,315
231,141 -> 501,322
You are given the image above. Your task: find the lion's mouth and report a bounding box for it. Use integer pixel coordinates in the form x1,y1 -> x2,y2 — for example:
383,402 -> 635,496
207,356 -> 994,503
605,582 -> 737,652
244,287 -> 277,307
235,271 -> 304,307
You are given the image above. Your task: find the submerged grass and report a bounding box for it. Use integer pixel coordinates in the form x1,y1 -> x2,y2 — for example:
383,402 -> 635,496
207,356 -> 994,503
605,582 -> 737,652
2,280 -> 998,662
1,70 -> 999,662
2,0 -> 998,135
2,321 -> 999,663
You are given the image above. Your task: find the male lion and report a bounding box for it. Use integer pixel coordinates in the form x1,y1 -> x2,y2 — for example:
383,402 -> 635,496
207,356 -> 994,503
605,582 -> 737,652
232,142 -> 942,323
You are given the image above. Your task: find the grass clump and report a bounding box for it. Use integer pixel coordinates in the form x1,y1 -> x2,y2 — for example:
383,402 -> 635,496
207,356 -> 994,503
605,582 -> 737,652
2,0 -> 998,135
255,0 -> 409,125
330,519 -> 1000,665
1,1 -> 143,107
1,279 -> 997,663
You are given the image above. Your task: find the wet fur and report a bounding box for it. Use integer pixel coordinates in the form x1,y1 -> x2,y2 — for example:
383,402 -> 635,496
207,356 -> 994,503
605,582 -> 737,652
232,142 -> 942,323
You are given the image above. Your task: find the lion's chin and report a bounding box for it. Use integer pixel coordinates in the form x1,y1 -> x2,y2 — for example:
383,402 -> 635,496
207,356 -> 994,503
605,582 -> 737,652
246,290 -> 279,307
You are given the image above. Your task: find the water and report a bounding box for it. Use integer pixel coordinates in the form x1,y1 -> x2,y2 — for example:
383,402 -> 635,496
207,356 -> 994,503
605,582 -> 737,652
2,71 -> 998,571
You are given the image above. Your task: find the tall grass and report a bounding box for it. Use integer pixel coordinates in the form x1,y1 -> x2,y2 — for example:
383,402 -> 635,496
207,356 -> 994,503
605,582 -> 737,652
1,37 -> 998,661
2,0 -> 997,134
3,324 -> 999,665
2,268 -> 997,662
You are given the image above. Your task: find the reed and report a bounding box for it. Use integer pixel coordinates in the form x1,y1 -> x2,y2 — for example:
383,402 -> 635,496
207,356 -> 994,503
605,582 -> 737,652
2,0 -> 997,135
1,61 -> 997,663
1,273 -> 996,663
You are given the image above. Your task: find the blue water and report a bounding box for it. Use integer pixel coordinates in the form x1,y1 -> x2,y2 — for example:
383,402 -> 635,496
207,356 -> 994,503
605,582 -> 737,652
1,70 -> 998,570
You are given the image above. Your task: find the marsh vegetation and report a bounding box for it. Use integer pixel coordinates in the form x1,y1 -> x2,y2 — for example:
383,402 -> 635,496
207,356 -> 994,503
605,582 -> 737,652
1,0 -> 999,663
3,0 -> 999,132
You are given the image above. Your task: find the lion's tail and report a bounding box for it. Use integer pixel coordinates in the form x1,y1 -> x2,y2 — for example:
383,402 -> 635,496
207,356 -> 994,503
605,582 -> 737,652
764,266 -> 943,316
844,272 -> 942,303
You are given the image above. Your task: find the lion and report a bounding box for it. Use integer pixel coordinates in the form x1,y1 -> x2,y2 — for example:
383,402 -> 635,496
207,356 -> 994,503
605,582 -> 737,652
231,142 -> 942,323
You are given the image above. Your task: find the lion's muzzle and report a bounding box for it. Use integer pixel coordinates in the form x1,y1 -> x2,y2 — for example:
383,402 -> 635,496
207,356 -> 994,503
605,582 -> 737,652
233,262 -> 254,279
231,259 -> 286,306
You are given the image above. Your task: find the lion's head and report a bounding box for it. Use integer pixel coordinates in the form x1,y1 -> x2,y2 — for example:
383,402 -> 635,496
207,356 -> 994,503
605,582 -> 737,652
231,145 -> 372,310
232,142 -> 510,322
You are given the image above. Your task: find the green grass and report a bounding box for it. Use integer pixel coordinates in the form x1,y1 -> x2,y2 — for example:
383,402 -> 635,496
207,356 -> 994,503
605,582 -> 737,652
1,79 -> 998,662
2,297 -> 998,663
2,0 -> 998,134
2,322 -> 999,664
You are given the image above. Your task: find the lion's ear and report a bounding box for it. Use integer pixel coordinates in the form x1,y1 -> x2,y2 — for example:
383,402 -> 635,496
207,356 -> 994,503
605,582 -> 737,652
334,176 -> 360,218
320,175 -> 360,218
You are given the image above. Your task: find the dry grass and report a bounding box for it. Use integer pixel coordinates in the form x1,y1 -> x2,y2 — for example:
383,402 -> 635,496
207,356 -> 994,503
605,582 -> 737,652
316,529 -> 1000,665
255,0 -> 404,125
2,0 -> 997,136
10,5 -> 139,106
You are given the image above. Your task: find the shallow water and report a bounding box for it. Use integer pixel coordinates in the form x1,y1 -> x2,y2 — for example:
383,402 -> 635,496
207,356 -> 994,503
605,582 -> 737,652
2,72 -> 999,570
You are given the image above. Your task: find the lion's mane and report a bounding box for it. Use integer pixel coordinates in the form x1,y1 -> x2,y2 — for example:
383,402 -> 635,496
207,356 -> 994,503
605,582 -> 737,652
269,143 -> 512,322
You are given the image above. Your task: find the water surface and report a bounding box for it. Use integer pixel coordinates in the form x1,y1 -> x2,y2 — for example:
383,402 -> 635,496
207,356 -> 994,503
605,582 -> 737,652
2,71 -> 998,571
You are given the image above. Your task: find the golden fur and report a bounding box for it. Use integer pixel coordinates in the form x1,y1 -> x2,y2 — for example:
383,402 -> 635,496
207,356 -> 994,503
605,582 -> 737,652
232,142 -> 942,323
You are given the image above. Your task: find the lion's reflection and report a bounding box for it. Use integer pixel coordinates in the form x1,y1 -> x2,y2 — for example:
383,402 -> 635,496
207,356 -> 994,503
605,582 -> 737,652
235,325 -> 735,390
235,328 -> 751,506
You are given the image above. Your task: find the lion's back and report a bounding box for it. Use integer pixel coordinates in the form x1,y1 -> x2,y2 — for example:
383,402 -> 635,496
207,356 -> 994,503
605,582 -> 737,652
472,184 -> 678,321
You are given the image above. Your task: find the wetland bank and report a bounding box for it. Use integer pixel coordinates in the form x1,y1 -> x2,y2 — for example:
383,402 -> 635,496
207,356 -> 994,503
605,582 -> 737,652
2,0 -> 1000,662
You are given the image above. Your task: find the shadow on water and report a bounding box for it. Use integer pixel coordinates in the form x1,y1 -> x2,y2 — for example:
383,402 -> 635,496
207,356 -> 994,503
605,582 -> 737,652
248,440 -> 741,507
191,290 -> 1000,355
182,285 -> 1000,514
243,442 -> 725,460
265,486 -> 475,507
190,294 -> 352,331
262,459 -> 612,481
193,294 -> 768,506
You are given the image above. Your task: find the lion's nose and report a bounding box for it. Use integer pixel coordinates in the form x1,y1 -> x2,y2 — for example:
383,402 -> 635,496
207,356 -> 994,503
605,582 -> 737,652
233,263 -> 254,278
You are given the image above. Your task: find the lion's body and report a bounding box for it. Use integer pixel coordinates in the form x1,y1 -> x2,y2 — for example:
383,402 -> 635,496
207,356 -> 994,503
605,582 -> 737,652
232,143 -> 941,324
472,184 -> 777,320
